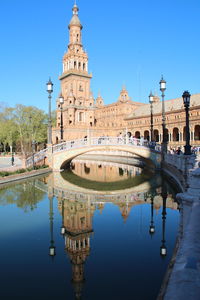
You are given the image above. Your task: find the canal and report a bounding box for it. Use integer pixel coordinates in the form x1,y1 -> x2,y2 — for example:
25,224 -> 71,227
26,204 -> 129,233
0,158 -> 180,300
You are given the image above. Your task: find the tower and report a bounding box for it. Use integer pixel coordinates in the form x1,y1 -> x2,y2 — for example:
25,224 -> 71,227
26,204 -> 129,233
55,4 -> 95,141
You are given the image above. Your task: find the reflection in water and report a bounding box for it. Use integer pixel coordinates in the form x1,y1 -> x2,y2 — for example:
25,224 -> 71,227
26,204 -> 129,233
60,198 -> 95,299
61,160 -> 154,191
42,163 -> 178,300
160,179 -> 167,257
0,159 -> 180,300
49,195 -> 56,258
149,193 -> 155,236
0,179 -> 45,211
70,159 -> 143,182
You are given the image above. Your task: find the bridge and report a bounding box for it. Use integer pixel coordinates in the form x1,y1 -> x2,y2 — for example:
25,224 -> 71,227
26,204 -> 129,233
24,136 -> 200,300
26,136 -> 162,171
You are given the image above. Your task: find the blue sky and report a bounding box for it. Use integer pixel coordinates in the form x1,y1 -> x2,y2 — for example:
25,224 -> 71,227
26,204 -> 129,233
0,0 -> 200,112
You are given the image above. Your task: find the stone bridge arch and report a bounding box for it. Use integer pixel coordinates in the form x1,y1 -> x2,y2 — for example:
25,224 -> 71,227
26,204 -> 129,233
48,145 -> 161,171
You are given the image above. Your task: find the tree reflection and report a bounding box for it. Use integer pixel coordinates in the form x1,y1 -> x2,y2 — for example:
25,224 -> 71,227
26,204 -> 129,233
0,180 -> 45,211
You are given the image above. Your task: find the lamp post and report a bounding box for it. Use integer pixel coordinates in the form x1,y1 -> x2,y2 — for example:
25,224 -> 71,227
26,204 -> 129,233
149,193 -> 155,236
46,78 -> 53,144
159,76 -> 167,161
182,91 -> 191,155
59,94 -> 64,142
149,92 -> 154,142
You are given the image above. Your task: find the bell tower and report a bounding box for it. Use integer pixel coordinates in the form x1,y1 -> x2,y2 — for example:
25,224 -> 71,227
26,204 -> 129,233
56,3 -> 95,136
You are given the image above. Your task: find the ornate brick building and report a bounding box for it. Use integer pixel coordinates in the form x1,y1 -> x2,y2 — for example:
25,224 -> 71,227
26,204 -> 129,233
53,4 -> 200,148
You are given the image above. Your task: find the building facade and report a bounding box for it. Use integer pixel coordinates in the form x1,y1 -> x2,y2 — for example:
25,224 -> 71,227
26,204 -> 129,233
52,4 -> 200,149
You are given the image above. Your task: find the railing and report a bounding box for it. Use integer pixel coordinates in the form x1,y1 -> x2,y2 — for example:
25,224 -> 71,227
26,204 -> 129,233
164,152 -> 200,174
26,148 -> 47,168
25,137 -> 161,167
52,136 -> 161,154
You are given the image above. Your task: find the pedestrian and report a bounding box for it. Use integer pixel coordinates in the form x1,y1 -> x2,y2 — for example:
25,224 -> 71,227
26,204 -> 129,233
176,147 -> 182,155
11,155 -> 14,166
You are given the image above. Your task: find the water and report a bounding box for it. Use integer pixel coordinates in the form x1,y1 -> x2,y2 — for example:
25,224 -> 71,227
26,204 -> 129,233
0,160 -> 180,300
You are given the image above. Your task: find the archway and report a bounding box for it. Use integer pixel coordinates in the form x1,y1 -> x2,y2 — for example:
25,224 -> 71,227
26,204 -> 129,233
173,128 -> 179,141
153,129 -> 159,142
144,130 -> 149,141
135,131 -> 140,139
194,125 -> 200,141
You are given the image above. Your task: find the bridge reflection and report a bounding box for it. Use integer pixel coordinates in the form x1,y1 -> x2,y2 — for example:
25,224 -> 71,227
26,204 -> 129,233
41,171 -> 178,299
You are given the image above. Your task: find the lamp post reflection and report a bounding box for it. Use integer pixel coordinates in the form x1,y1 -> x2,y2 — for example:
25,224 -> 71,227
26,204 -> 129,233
160,182 -> 167,257
49,196 -> 56,259
149,193 -> 155,236
60,199 -> 65,236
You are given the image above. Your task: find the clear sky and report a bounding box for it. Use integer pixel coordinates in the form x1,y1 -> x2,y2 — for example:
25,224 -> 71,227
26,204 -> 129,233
0,0 -> 200,112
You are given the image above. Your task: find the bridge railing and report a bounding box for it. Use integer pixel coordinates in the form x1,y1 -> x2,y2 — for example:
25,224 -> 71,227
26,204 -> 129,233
26,148 -> 47,168
52,136 -> 161,153
164,152 -> 200,174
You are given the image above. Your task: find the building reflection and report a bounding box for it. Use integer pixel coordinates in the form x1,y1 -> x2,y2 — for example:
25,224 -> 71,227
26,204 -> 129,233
58,197 -> 95,299
70,160 -> 143,182
42,170 -> 179,297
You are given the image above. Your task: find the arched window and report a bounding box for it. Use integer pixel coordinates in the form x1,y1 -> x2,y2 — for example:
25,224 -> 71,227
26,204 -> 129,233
144,130 -> 149,141
173,128 -> 179,141
135,131 -> 140,139
194,125 -> 200,140
153,129 -> 159,142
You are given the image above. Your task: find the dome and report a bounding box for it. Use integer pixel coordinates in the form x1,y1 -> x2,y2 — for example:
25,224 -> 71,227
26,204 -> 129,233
69,15 -> 82,29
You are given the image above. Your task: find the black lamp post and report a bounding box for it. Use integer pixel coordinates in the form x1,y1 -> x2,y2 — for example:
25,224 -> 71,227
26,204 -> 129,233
159,76 -> 167,161
49,196 -> 56,259
59,94 -> 64,142
149,193 -> 155,236
182,91 -> 191,155
46,78 -> 53,144
160,182 -> 167,257
149,92 -> 154,142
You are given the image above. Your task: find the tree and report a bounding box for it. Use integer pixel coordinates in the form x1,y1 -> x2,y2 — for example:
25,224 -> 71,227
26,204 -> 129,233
13,104 -> 48,156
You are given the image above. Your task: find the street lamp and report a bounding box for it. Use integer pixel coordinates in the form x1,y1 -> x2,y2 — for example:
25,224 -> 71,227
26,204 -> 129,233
59,93 -> 64,142
149,92 -> 154,142
182,91 -> 191,155
46,78 -> 53,144
159,76 -> 167,161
